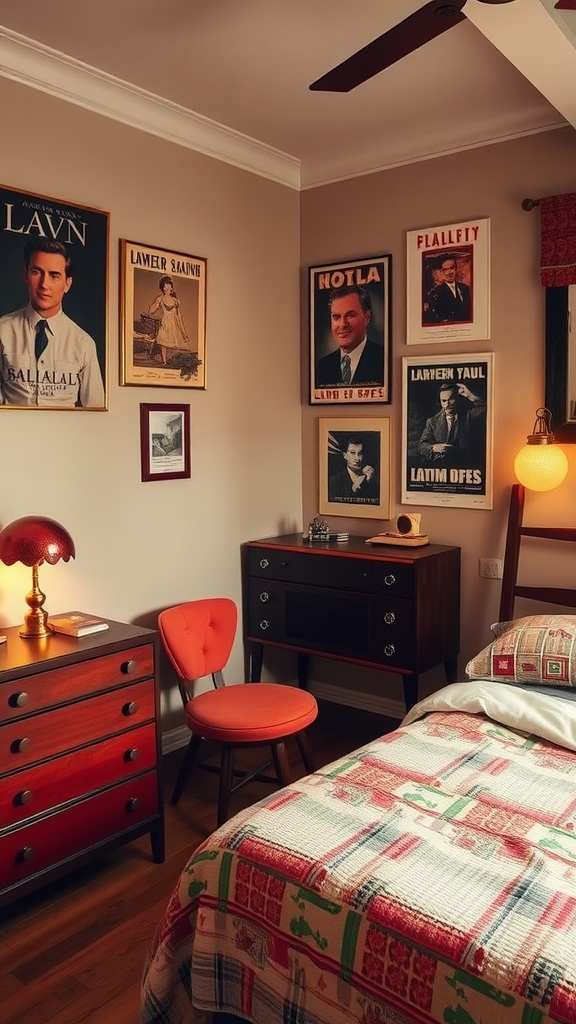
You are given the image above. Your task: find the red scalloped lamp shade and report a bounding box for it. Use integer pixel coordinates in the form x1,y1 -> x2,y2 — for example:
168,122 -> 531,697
0,516 -> 75,567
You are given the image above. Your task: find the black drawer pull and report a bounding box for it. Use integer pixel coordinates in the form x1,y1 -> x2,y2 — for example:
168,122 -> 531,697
11,737 -> 32,754
125,747 -> 140,762
123,701 -> 139,716
384,612 -> 395,625
15,789 -> 33,807
259,619 -> 270,631
259,591 -> 269,603
17,846 -> 35,864
384,644 -> 395,657
121,659 -> 137,675
126,797 -> 140,813
384,574 -> 396,586
9,691 -> 29,708
259,558 -> 269,569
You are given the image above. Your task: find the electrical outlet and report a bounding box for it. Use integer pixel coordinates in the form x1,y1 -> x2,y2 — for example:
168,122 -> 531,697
479,558 -> 503,579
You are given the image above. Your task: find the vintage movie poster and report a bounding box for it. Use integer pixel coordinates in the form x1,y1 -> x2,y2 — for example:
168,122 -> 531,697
318,417 -> 391,520
402,353 -> 494,509
309,255 -> 391,405
406,218 -> 490,344
0,183 -> 108,410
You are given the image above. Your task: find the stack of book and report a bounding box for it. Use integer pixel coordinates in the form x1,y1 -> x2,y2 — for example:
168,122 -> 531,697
48,612 -> 110,637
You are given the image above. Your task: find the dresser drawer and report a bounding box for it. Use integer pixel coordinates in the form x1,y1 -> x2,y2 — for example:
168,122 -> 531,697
1,643 -> 155,720
372,560 -> 414,598
369,599 -> 415,668
1,679 -> 155,771
0,771 -> 159,891
0,722 -> 157,828
248,547 -> 374,591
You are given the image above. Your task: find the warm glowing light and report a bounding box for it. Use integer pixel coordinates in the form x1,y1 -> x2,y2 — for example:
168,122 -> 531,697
514,441 -> 568,491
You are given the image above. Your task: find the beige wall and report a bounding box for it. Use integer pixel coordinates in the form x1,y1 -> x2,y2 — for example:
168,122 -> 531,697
300,127 -> 576,705
0,78 -> 302,735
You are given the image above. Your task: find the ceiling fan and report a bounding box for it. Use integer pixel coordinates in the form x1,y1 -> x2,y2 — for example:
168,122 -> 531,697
309,0 -> 519,93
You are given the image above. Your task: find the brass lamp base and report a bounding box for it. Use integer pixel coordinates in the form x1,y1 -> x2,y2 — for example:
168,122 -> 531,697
19,563 -> 55,639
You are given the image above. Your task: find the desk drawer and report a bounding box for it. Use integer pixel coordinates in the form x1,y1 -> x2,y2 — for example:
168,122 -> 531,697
1,643 -> 155,720
0,722 -> 157,828
248,547 -> 374,591
0,679 -> 155,770
0,771 -> 158,891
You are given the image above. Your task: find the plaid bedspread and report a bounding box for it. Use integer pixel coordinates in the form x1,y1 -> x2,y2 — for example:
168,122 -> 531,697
141,681 -> 576,1024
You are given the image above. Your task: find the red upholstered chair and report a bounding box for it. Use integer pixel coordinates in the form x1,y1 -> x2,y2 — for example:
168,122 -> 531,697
158,598 -> 318,827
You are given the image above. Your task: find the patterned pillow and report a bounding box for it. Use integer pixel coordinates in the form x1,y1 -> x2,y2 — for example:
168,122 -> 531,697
465,614 -> 576,687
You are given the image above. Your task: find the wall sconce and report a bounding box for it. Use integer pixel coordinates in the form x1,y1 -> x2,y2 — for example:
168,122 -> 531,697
513,407 -> 569,492
0,516 -> 75,638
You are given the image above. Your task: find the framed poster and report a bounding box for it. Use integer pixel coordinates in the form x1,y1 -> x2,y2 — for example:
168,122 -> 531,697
120,240 -> 206,389
140,403 -> 191,482
406,218 -> 490,344
0,183 -> 108,410
401,353 -> 494,509
310,255 -> 391,405
319,417 -> 391,519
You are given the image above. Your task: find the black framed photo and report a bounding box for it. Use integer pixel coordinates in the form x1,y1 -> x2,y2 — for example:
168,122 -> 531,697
140,403 -> 191,482
309,255 -> 391,405
0,183 -> 108,410
319,417 -> 391,519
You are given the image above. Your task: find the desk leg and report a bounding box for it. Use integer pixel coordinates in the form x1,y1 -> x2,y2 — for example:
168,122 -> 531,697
150,821 -> 165,863
296,652 -> 309,689
250,642 -> 264,682
444,656 -> 458,684
402,673 -> 419,712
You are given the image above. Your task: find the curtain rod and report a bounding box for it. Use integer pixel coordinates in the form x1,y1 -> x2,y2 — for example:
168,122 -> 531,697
521,198 -> 540,210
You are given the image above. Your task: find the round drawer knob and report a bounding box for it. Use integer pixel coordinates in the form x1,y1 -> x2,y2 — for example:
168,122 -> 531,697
17,846 -> 35,864
125,748 -> 140,762
384,612 -> 395,625
123,701 -> 139,716
11,737 -> 31,754
15,789 -> 33,807
259,591 -> 269,603
384,574 -> 396,587
259,619 -> 270,631
121,659 -> 137,675
126,797 -> 140,813
259,558 -> 269,569
384,644 -> 395,657
9,691 -> 29,709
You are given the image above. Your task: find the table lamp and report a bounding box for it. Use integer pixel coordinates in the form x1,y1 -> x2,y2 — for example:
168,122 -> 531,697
513,407 -> 568,492
0,516 -> 75,638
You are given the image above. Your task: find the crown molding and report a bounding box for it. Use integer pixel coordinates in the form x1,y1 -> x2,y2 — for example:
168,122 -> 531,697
0,27 -> 301,190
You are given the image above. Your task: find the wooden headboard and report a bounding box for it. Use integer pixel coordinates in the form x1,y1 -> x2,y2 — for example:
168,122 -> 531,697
499,483 -> 576,621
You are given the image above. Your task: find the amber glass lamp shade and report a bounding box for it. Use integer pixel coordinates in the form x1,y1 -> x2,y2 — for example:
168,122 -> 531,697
513,408 -> 569,493
0,516 -> 75,638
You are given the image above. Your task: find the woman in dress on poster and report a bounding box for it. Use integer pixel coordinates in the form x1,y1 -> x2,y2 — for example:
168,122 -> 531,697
147,275 -> 191,365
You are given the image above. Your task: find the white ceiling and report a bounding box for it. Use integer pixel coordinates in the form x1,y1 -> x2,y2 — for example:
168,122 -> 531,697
0,0 -> 575,189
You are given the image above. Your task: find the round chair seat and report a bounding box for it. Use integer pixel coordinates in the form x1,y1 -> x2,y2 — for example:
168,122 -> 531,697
185,683 -> 318,743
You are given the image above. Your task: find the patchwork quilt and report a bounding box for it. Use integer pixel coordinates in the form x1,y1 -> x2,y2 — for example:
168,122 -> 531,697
141,681 -> 576,1024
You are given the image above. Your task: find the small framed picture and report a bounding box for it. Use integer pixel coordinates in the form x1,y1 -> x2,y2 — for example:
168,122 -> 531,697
406,218 -> 490,344
319,417 -> 391,519
140,403 -> 191,482
309,255 -> 392,405
120,239 -> 206,389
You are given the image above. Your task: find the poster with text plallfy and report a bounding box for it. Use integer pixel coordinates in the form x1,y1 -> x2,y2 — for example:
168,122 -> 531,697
401,353 -> 494,510
406,218 -> 490,344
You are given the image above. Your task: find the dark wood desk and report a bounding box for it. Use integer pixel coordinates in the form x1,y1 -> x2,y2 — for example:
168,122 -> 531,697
243,535 -> 460,711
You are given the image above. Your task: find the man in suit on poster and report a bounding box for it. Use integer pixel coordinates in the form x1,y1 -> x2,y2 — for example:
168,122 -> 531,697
315,285 -> 384,387
424,254 -> 472,324
418,382 -> 485,467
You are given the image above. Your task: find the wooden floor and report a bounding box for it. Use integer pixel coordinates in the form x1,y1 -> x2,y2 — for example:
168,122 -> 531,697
0,701 -> 397,1024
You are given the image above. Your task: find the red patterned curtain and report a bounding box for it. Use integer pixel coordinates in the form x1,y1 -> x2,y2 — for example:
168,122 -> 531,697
540,192 -> 576,286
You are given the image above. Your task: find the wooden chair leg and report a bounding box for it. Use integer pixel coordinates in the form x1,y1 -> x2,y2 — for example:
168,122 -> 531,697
171,733 -> 203,805
295,730 -> 316,775
217,744 -> 236,828
271,740 -> 291,787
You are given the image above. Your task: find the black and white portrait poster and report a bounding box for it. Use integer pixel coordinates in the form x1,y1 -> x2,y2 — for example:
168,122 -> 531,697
319,417 -> 391,519
309,255 -> 391,405
402,353 -> 494,510
406,218 -> 490,345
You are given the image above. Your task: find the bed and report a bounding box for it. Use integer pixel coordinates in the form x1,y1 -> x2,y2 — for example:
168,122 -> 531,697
140,485 -> 576,1024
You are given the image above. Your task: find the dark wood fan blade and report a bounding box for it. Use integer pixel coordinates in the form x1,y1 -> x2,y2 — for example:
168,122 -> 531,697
310,0 -> 467,92
554,0 -> 576,8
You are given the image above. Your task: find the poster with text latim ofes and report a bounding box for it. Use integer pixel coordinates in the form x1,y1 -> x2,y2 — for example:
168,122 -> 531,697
401,353 -> 494,510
